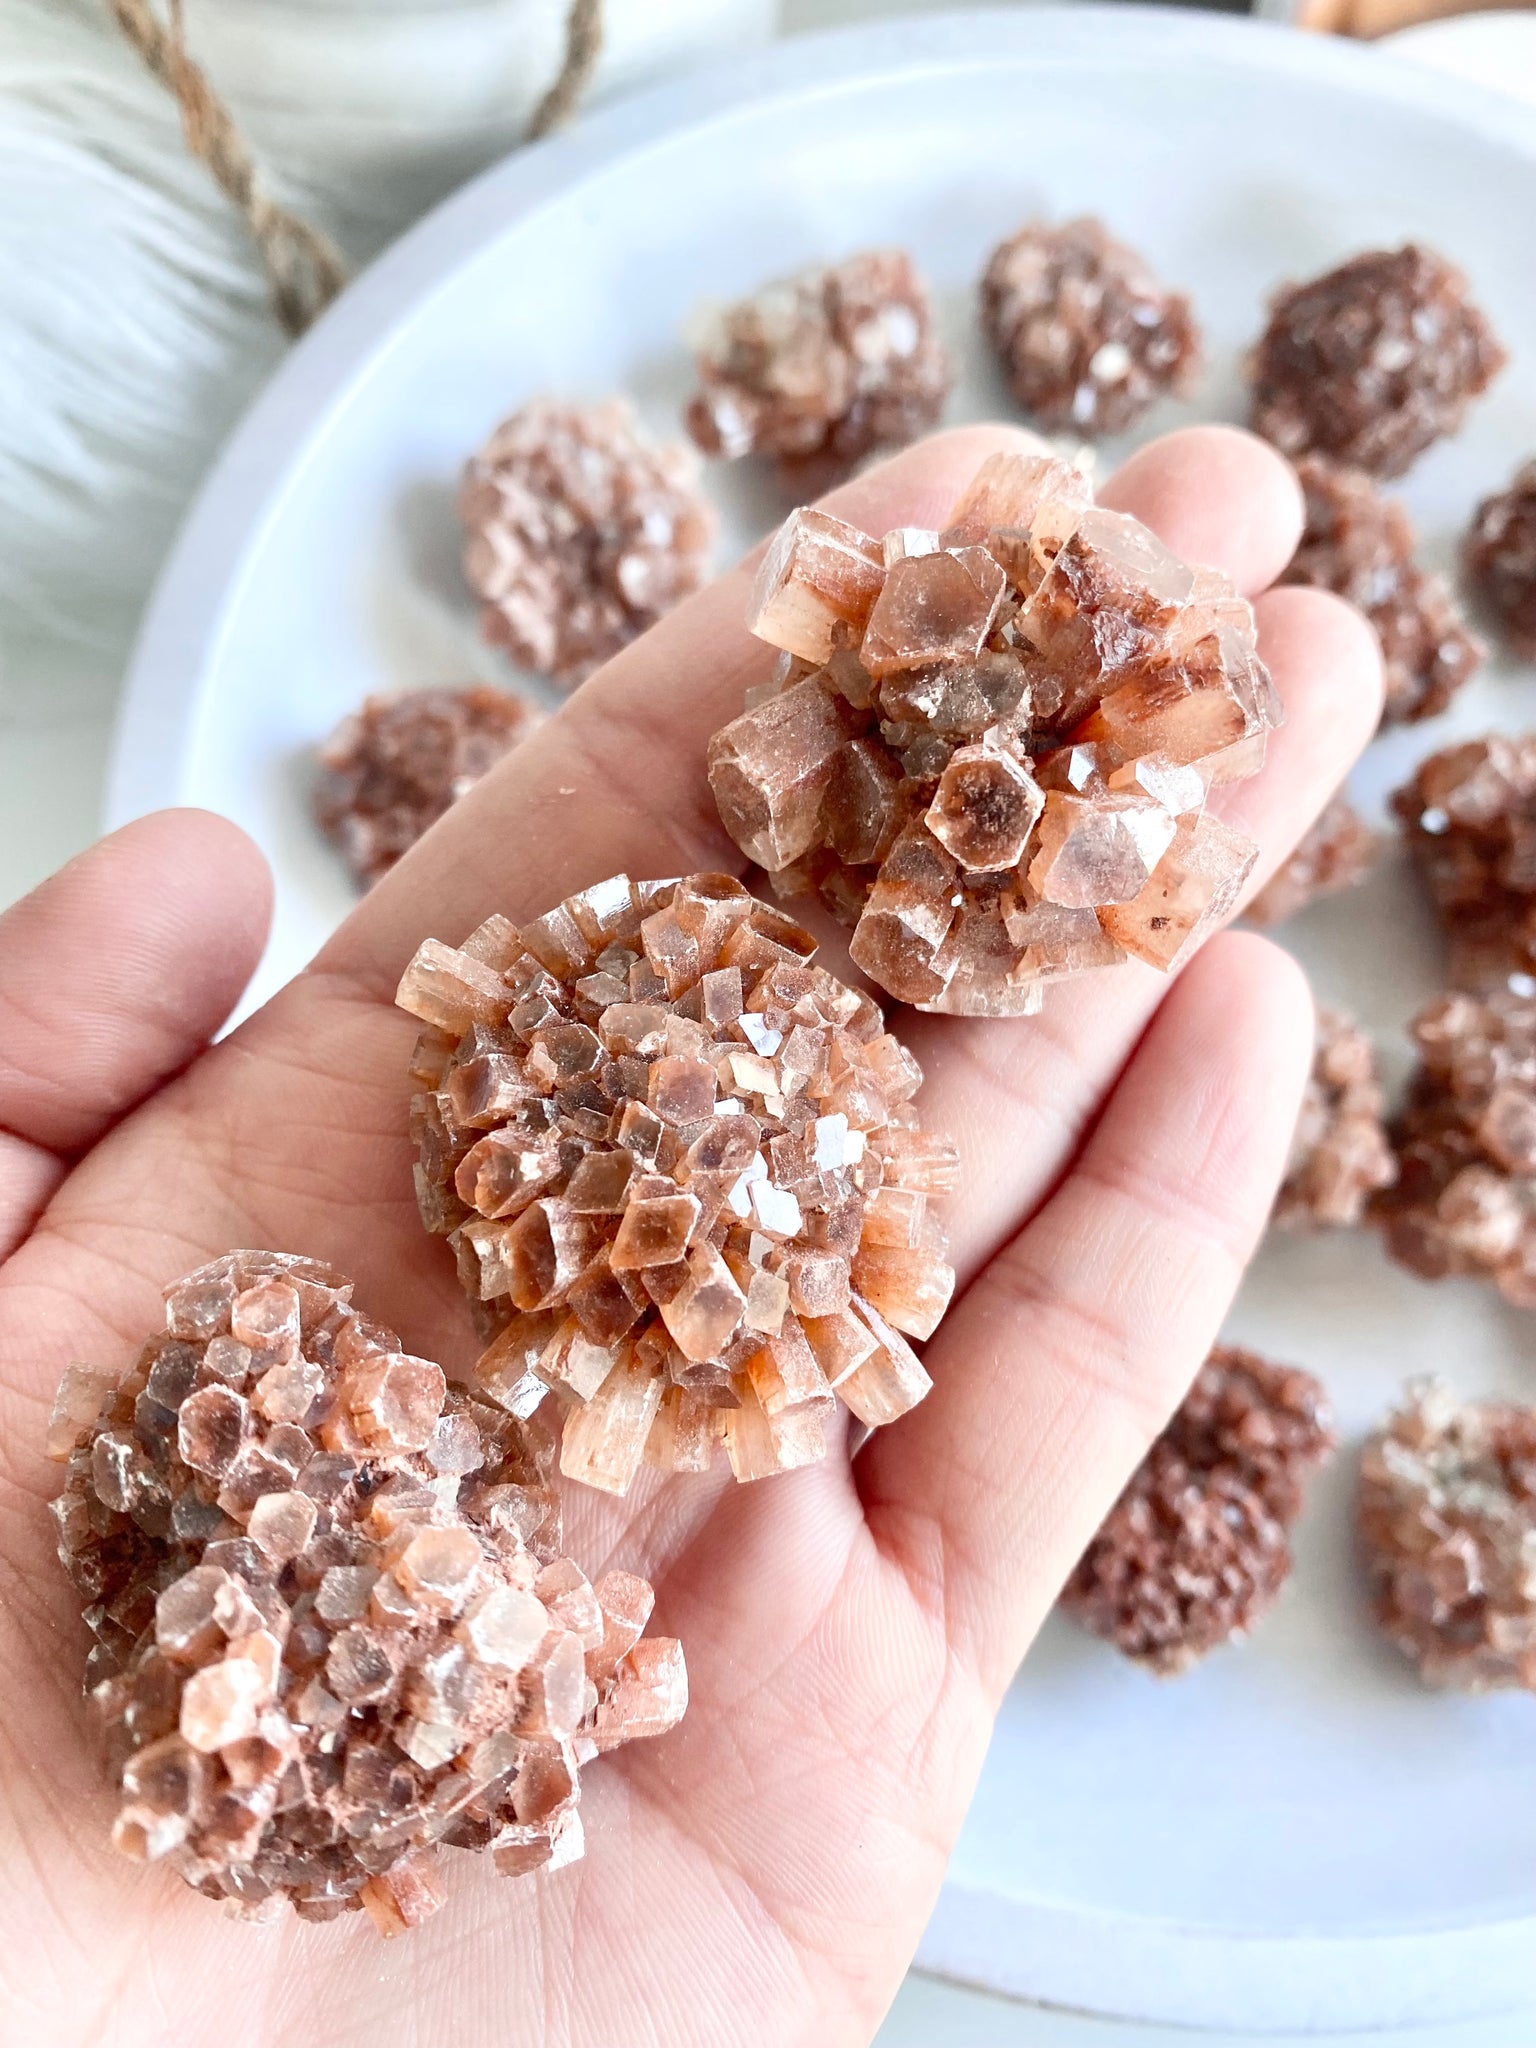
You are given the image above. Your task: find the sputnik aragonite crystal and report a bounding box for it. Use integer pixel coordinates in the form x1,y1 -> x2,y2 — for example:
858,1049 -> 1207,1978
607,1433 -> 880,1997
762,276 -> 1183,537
396,875 -> 959,1492
684,249 -> 952,478
706,453 -> 1278,1014
1377,990 -> 1536,1307
1360,1378 -> 1536,1692
1061,1345 -> 1334,1673
50,1252 -> 685,1932
980,216 -> 1201,437
315,685 -> 537,888
461,398 -> 715,689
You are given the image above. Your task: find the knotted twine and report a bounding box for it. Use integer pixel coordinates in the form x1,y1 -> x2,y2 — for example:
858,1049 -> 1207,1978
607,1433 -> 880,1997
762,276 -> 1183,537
105,0 -> 605,337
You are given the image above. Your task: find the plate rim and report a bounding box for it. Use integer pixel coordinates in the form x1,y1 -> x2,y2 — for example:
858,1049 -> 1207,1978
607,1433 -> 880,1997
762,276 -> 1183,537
104,7 -> 1536,2027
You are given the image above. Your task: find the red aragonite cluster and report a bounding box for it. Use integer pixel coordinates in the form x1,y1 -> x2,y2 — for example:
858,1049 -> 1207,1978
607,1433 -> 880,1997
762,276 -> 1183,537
1274,1008 -> 1396,1231
461,399 -> 715,689
1376,989 -> 1536,1307
49,1251 -> 684,1933
396,875 -> 959,1492
1467,460 -> 1536,658
1280,457 -> 1482,725
1248,245 -> 1505,480
1392,736 -> 1536,996
980,216 -> 1201,437
315,685 -> 537,887
706,452 -> 1278,1015
684,249 -> 952,478
1060,1345 -> 1334,1674
1360,1379 -> 1536,1692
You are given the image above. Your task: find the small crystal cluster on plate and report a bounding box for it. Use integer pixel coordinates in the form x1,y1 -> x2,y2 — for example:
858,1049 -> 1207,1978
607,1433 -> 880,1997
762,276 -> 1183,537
708,451 -> 1279,1014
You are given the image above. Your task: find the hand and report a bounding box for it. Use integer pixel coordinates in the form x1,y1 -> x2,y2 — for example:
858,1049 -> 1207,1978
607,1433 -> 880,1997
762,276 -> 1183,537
0,424 -> 1380,2048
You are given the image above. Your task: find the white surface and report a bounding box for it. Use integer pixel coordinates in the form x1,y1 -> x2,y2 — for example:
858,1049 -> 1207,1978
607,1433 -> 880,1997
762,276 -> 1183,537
104,8 -> 1536,2030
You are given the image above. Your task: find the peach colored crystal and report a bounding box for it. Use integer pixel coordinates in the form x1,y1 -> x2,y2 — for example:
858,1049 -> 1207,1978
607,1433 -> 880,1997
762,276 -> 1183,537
707,453 -> 1277,1013
684,250 -> 952,479
397,876 -> 959,1490
49,1250 -> 685,1932
461,398 -> 714,689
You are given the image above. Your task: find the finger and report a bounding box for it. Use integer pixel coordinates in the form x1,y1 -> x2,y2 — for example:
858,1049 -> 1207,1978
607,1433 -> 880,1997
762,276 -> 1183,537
1096,423 -> 1304,591
860,931 -> 1314,1699
899,510 -> 1384,1286
0,809 -> 272,1163
321,423 -> 1048,999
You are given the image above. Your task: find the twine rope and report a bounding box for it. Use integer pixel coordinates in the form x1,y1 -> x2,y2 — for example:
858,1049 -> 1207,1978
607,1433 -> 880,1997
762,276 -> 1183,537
106,0 -> 606,336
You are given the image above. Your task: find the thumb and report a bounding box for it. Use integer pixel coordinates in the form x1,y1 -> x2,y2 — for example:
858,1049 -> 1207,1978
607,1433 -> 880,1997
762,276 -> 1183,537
0,810 -> 271,1251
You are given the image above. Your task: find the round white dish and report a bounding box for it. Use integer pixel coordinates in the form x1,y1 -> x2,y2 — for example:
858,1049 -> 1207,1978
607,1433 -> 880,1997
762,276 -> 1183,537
109,8 -> 1536,2030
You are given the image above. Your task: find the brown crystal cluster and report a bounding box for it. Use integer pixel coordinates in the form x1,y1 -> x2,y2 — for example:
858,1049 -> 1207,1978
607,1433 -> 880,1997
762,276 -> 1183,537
706,452 -> 1278,1015
1280,457 -> 1483,724
1377,989 -> 1536,1307
1247,791 -> 1377,928
1248,245 -> 1505,480
1359,1378 -> 1536,1691
461,398 -> 715,689
684,249 -> 952,477
980,216 -> 1201,437
396,875 -> 959,1492
315,686 -> 536,887
1061,1346 -> 1334,1674
1274,1007 -> 1395,1231
1392,736 -> 1536,995
49,1251 -> 685,1932
1467,460 -> 1536,658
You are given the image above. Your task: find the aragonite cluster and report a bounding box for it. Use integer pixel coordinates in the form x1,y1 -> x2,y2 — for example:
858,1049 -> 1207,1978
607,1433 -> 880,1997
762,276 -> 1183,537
1392,736 -> 1536,995
1273,1007 -> 1395,1231
684,249 -> 952,477
315,685 -> 537,888
1377,990 -> 1536,1308
1360,1379 -> 1536,1691
49,1251 -> 685,1933
1280,456 -> 1482,725
980,216 -> 1201,437
706,452 -> 1278,1015
461,398 -> 715,689
1248,790 -> 1377,928
1248,245 -> 1505,480
1060,1345 -> 1334,1674
1467,460 -> 1536,658
396,874 -> 960,1493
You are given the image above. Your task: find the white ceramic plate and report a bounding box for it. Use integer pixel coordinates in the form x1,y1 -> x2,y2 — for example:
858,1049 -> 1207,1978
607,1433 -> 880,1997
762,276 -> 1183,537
110,8 -> 1536,2030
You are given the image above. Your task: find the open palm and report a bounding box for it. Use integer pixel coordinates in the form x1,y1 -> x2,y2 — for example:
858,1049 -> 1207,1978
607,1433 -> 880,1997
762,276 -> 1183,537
0,424 -> 1380,2048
